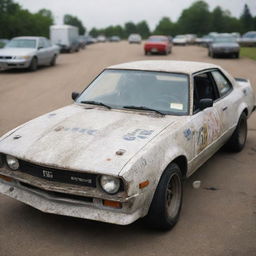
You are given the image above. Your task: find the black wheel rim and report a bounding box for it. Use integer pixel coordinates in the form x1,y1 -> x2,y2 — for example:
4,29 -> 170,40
238,118 -> 247,146
166,173 -> 182,218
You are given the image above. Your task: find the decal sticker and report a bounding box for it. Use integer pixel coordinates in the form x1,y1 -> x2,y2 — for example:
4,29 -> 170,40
196,111 -> 221,152
183,128 -> 193,141
170,103 -> 183,110
56,127 -> 97,135
197,125 -> 208,151
123,129 -> 154,141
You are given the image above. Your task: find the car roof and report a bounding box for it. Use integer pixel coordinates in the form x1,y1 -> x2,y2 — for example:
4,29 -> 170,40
12,36 -> 41,40
149,35 -> 168,38
108,60 -> 219,74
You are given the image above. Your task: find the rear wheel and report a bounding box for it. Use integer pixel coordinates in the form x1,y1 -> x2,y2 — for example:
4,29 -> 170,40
226,112 -> 247,152
145,163 -> 183,230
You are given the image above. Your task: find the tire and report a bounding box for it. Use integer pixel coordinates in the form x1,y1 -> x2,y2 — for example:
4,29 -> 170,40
50,55 -> 56,66
29,57 -> 37,71
235,52 -> 240,59
225,112 -> 247,152
145,163 -> 183,230
144,51 -> 148,55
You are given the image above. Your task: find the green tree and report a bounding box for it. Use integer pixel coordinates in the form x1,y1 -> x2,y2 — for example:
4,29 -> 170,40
240,4 -> 254,32
0,0 -> 53,38
211,7 -> 225,32
89,27 -> 99,37
124,22 -> 137,37
136,20 -> 150,39
154,17 -> 174,35
178,0 -> 211,35
64,14 -> 86,35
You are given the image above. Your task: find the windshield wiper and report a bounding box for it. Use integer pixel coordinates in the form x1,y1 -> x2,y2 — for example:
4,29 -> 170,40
123,105 -> 165,116
80,100 -> 111,109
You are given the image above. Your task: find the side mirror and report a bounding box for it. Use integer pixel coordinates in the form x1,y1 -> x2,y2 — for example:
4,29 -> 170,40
199,98 -> 213,110
72,91 -> 80,101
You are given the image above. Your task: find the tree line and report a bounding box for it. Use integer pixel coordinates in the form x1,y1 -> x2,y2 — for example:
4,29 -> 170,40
91,1 -> 256,38
0,0 -> 255,39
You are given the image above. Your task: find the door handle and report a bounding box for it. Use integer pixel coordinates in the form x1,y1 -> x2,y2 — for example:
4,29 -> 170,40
222,106 -> 228,111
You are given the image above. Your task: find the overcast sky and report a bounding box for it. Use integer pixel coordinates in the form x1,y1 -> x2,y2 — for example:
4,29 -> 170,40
16,0 -> 256,31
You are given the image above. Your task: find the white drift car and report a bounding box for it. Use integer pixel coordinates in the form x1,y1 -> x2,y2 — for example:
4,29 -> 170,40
0,61 -> 255,230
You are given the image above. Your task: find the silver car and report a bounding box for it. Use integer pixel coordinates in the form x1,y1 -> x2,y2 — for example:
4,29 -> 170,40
0,36 -> 59,71
208,34 -> 240,58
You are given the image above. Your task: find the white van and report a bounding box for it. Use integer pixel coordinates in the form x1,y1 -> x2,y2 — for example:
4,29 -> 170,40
50,25 -> 80,53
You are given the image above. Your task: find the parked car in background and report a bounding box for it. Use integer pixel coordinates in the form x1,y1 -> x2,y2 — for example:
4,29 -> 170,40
110,36 -> 121,42
128,34 -> 142,44
97,35 -> 107,42
185,34 -> 197,44
200,35 -> 214,47
78,36 -> 87,49
238,31 -> 256,47
173,35 -> 187,46
84,35 -> 97,45
208,34 -> 240,58
0,39 -> 9,48
0,60 -> 254,230
50,25 -> 80,53
0,36 -> 59,71
144,35 -> 172,55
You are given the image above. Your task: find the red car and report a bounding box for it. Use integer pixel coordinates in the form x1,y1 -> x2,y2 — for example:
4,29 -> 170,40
144,35 -> 172,55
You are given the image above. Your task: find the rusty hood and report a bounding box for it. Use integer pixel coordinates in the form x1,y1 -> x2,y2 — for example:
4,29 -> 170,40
0,104 -> 180,176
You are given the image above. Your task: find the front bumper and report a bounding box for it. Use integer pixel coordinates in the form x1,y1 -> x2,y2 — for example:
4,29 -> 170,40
0,59 -> 31,70
145,46 -> 166,53
0,177 -> 142,225
212,48 -> 239,55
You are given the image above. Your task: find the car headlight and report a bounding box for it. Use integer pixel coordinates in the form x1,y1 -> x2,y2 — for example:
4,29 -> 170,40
6,155 -> 19,170
100,175 -> 120,194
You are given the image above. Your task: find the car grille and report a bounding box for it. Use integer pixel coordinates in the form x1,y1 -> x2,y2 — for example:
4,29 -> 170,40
0,56 -> 12,59
19,160 -> 97,188
20,182 -> 93,203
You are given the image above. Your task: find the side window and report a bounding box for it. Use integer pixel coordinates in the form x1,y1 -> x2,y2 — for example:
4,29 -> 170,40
38,38 -> 44,49
44,38 -> 52,48
212,70 -> 232,97
193,72 -> 217,112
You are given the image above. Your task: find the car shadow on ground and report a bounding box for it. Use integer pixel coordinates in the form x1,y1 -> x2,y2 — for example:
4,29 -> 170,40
0,64 -> 61,75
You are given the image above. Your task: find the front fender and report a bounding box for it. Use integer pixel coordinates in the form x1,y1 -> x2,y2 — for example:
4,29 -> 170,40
119,135 -> 189,217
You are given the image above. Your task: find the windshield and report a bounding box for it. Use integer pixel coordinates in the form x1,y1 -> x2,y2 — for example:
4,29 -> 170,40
213,36 -> 236,43
6,39 -> 37,48
175,36 -> 186,39
148,37 -> 167,42
243,33 -> 256,38
76,70 -> 189,115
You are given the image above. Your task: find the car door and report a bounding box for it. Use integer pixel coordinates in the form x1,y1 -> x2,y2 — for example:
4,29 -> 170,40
210,69 -> 235,137
37,38 -> 50,65
43,39 -> 54,64
189,71 -> 223,171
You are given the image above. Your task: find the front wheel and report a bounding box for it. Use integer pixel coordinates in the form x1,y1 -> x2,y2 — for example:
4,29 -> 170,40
225,112 -> 247,152
145,163 -> 183,230
29,57 -> 37,71
50,55 -> 57,66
